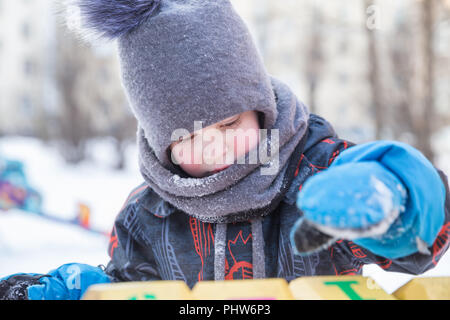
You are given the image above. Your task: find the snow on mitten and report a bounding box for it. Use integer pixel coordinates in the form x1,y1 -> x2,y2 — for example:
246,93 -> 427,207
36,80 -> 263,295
290,141 -> 446,260
290,161 -> 408,257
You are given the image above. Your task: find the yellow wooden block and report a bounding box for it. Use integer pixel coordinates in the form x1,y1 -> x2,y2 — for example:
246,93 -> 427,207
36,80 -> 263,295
192,278 -> 294,300
82,280 -> 193,300
393,277 -> 450,300
289,275 -> 396,300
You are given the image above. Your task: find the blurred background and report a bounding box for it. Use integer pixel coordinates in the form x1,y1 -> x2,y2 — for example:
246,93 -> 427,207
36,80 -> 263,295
0,0 -> 448,293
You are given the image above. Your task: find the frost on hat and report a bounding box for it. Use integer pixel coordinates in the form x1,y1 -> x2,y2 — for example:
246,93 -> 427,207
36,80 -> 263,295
67,0 -> 278,169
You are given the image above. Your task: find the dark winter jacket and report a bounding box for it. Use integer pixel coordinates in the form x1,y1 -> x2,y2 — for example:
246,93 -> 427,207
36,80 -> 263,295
1,114 -> 449,300
104,114 -> 450,288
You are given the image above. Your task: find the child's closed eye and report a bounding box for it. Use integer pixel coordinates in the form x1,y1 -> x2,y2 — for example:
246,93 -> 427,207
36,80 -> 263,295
221,117 -> 241,128
174,115 -> 241,146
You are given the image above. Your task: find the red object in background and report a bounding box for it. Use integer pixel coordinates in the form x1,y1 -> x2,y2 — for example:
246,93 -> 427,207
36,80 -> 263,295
77,202 -> 91,229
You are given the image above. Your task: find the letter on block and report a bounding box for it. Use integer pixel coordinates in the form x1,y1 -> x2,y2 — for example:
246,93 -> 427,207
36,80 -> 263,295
393,277 -> 450,300
82,280 -> 193,300
192,278 -> 293,300
289,276 -> 396,300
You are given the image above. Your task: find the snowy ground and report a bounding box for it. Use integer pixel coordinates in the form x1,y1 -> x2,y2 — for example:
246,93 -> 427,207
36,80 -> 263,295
0,136 -> 142,277
0,135 -> 449,295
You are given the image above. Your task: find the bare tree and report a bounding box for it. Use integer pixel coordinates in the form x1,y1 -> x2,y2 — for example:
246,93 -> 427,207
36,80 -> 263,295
303,5 -> 324,115
109,114 -> 137,170
252,0 -> 274,62
54,25 -> 93,164
416,0 -> 437,162
387,16 -> 416,142
364,0 -> 384,140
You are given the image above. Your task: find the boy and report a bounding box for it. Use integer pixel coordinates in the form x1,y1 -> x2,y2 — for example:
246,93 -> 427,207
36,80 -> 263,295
0,0 -> 449,299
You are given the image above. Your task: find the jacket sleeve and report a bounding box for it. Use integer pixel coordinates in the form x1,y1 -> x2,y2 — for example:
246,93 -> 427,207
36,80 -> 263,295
313,137 -> 450,275
104,201 -> 161,282
0,263 -> 110,300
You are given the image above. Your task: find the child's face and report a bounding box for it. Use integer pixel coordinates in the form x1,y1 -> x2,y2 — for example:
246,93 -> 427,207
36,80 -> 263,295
169,110 -> 261,178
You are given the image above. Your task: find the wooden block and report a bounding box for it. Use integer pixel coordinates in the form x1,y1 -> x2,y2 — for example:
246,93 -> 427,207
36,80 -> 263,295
192,278 -> 293,300
289,275 -> 396,300
82,281 -> 193,300
393,277 -> 450,300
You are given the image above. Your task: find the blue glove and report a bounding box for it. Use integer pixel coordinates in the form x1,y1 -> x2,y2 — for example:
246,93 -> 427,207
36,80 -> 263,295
290,141 -> 446,259
0,263 -> 110,300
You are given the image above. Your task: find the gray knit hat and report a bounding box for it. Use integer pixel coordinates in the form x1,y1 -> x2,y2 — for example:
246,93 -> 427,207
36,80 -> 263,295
71,0 -> 278,169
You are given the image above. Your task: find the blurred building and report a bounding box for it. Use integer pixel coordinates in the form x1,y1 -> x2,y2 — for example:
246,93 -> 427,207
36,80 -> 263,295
0,0 -> 57,135
0,0 -> 134,142
0,0 -> 448,149
54,24 -> 133,137
232,0 -> 449,143
232,0 -> 373,141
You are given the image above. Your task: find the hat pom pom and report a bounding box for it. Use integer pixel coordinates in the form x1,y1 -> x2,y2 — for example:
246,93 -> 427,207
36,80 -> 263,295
65,0 -> 162,40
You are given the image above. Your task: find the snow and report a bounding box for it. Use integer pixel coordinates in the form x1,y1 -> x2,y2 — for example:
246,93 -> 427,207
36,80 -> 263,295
0,136 -> 142,277
370,175 -> 395,216
0,136 -> 142,232
1,135 -> 450,296
170,174 -> 213,187
0,209 -> 109,276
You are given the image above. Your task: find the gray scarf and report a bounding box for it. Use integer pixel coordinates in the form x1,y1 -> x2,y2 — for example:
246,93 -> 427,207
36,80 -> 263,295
137,77 -> 310,280
69,0 -> 310,281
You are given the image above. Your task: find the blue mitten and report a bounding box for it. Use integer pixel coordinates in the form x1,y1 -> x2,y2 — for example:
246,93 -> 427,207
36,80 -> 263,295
0,263 -> 110,300
290,141 -> 446,259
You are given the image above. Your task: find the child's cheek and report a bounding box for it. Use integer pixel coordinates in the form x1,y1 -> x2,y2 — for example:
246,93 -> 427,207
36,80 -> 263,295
234,129 -> 260,159
172,146 -> 204,174
172,145 -> 191,166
